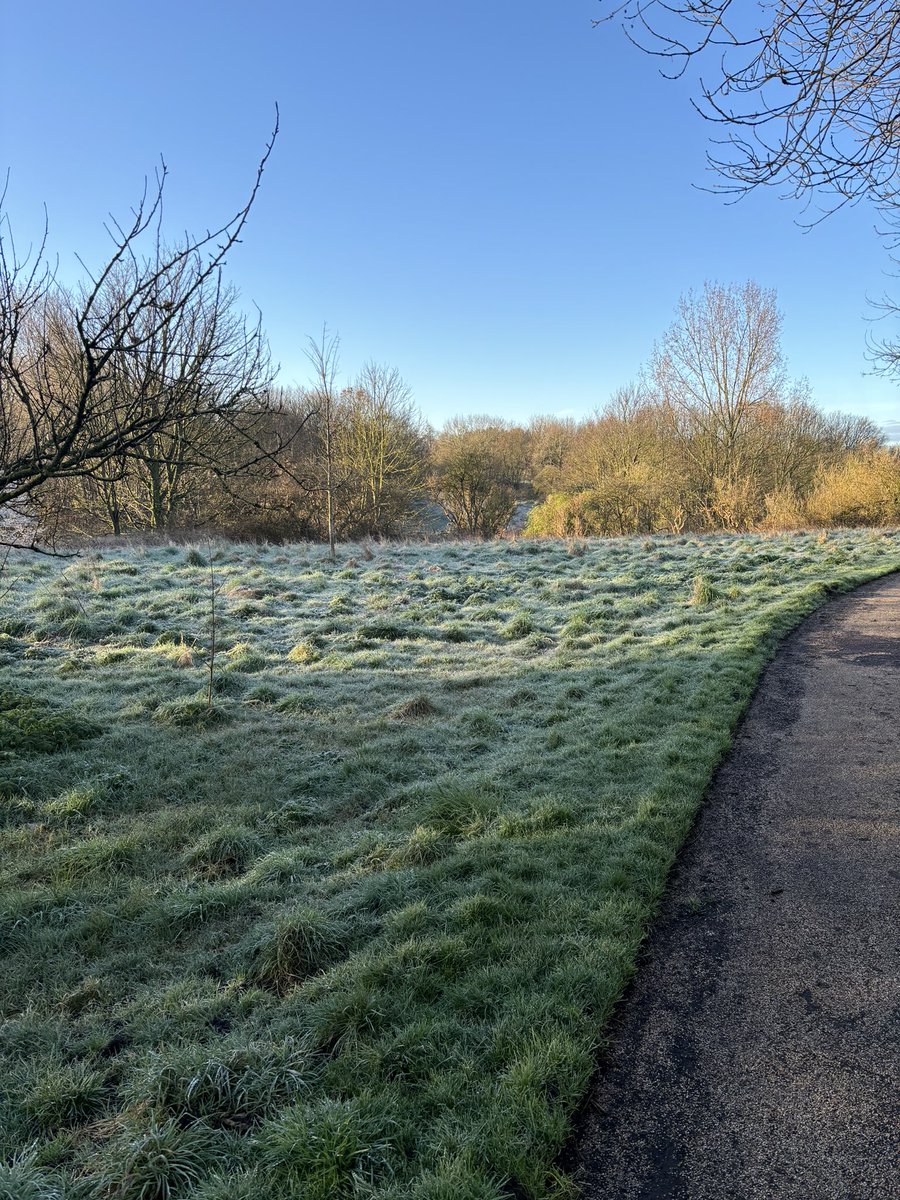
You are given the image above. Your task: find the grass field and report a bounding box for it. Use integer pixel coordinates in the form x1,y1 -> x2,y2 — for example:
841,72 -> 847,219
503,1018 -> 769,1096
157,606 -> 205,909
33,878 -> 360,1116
1,530 -> 898,1199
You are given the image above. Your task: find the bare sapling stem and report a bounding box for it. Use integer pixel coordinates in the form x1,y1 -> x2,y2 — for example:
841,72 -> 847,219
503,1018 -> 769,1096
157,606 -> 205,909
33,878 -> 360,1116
207,554 -> 217,711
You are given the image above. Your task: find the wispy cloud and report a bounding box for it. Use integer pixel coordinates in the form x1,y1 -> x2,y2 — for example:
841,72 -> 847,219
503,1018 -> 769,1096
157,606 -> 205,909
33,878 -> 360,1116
882,419 -> 900,444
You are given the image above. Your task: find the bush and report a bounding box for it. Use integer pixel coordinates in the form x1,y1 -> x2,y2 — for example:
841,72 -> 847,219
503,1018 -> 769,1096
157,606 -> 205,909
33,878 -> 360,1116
526,482 -> 660,537
806,450 -> 900,527
525,493 -> 590,538
761,486 -> 806,531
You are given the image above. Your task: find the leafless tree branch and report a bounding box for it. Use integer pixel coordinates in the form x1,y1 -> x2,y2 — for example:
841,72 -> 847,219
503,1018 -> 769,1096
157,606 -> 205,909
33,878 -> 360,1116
0,110 -> 280,546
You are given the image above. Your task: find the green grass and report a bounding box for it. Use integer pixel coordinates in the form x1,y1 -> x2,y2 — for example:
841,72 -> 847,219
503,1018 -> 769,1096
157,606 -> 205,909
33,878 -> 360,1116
0,530 -> 897,1198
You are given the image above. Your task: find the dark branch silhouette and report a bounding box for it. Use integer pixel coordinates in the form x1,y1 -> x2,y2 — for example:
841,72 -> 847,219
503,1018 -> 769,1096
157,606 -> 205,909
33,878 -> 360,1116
597,1 -> 900,215
0,111 -> 284,547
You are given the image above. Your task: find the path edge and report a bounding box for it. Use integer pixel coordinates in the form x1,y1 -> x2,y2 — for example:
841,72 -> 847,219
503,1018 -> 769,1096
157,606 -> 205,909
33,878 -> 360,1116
556,560 -> 900,1192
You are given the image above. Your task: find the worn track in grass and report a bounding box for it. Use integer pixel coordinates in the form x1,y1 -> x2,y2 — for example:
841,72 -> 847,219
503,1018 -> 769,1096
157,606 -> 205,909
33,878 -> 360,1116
573,572 -> 900,1200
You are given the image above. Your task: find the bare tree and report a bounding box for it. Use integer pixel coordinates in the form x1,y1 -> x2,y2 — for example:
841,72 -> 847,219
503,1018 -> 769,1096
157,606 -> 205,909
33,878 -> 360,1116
866,268 -> 900,380
572,385 -> 663,482
529,414 -> 578,493
304,326 -> 341,557
651,280 -> 786,522
598,0 -> 900,214
0,115 -> 278,548
45,262 -> 287,535
559,386 -> 693,532
430,416 -> 524,536
335,362 -> 428,535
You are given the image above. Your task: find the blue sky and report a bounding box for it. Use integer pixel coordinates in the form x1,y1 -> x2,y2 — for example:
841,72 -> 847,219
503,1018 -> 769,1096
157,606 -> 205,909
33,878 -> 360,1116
2,0 -> 898,437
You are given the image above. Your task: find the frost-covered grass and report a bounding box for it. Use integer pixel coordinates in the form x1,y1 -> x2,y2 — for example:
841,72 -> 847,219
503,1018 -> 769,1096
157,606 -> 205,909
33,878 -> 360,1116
1,530 -> 898,1199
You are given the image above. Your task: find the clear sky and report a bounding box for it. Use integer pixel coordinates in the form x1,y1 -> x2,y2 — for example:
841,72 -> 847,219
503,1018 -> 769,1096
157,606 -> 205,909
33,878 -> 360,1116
2,0 -> 898,438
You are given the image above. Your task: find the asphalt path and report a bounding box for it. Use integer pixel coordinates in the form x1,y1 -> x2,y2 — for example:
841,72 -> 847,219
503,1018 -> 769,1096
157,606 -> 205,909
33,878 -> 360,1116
574,572 -> 900,1200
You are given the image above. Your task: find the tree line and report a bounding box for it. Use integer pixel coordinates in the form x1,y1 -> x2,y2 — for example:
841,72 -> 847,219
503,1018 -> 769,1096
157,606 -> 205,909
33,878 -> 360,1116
2,141 -> 897,547
4,4 -> 900,547
22,281 -> 900,543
